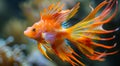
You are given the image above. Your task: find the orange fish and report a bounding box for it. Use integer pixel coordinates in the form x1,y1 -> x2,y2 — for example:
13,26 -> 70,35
24,0 -> 118,66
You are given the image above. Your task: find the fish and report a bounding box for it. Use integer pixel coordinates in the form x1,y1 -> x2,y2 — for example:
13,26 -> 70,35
24,0 -> 118,66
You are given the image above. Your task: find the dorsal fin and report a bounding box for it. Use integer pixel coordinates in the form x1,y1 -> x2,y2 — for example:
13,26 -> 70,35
66,2 -> 80,21
40,2 -> 80,23
40,2 -> 64,20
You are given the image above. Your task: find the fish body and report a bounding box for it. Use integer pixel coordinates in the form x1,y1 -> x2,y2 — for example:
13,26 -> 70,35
24,0 -> 118,66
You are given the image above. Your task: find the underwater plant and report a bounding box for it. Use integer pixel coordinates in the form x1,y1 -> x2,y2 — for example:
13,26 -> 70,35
24,0 -> 118,66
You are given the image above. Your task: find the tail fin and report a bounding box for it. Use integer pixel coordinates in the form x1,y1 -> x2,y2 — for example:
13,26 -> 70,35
66,0 -> 118,61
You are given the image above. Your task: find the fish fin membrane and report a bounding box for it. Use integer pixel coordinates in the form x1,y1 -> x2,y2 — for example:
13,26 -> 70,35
66,0 -> 118,61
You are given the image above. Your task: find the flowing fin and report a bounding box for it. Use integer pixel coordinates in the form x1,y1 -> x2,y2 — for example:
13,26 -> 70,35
51,42 -> 85,66
40,2 -> 64,20
66,0 -> 118,61
68,0 -> 118,31
40,2 -> 80,24
73,28 -> 119,34
66,2 -> 80,21
86,51 -> 118,61
38,43 -> 52,60
91,42 -> 117,49
89,2 -> 94,12
67,0 -> 118,39
81,0 -> 108,22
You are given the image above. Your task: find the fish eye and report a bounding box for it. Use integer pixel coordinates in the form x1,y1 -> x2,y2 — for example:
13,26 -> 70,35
32,28 -> 36,32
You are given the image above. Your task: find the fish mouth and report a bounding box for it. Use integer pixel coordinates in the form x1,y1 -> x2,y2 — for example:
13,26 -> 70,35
24,28 -> 32,37
24,27 -> 32,37
24,30 -> 30,37
24,30 -> 27,36
24,29 -> 37,39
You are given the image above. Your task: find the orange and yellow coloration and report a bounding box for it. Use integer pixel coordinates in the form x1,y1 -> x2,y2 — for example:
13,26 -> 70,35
24,0 -> 118,66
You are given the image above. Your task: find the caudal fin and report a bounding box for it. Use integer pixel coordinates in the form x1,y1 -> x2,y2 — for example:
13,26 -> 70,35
66,0 -> 118,61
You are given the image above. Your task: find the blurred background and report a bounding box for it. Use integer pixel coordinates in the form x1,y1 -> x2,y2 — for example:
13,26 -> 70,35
0,0 -> 120,66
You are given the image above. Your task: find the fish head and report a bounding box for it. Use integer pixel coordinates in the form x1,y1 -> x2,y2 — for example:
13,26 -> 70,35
24,22 -> 42,39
